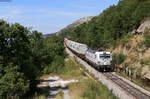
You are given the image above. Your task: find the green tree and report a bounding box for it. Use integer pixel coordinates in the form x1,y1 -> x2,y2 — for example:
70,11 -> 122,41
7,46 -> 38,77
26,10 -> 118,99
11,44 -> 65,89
0,19 -> 66,97
0,64 -> 29,97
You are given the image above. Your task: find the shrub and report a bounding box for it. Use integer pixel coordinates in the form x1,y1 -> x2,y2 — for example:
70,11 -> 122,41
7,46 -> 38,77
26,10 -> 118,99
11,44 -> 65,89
112,53 -> 126,65
43,56 -> 64,74
0,64 -> 29,97
82,81 -> 118,99
143,31 -> 150,47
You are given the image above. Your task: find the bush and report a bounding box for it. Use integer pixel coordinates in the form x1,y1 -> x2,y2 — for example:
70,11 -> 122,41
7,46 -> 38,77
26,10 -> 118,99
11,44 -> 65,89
143,32 -> 150,47
112,53 -> 126,65
82,81 -> 118,99
43,56 -> 64,74
0,64 -> 29,97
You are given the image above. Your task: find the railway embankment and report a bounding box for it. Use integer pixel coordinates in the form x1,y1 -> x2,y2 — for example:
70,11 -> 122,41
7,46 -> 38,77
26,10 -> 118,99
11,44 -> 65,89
66,46 -> 150,99
36,52 -> 117,99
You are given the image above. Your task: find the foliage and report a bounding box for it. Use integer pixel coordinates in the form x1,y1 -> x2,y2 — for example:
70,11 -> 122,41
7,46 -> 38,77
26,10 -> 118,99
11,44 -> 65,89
42,35 -> 66,74
43,56 -> 64,74
0,20 -> 66,97
112,53 -> 126,65
0,20 -> 35,97
140,57 -> 150,65
82,80 -> 118,99
142,31 -> 150,47
54,90 -> 64,99
60,57 -> 85,78
62,0 -> 150,49
0,64 -> 29,97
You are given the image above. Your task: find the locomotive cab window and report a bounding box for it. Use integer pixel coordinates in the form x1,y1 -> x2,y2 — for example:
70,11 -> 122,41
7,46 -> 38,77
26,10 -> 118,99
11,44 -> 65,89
99,54 -> 110,59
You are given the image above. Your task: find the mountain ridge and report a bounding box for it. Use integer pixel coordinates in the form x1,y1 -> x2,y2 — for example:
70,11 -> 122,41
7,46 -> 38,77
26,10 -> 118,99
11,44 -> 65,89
43,16 -> 94,37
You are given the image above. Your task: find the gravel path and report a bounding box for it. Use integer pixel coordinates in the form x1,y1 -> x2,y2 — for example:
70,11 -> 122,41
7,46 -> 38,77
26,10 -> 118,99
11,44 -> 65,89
45,75 -> 76,99
63,89 -> 70,99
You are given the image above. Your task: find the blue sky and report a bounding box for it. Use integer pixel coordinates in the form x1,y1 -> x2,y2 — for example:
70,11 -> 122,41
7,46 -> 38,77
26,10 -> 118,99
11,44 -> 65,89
0,0 -> 118,34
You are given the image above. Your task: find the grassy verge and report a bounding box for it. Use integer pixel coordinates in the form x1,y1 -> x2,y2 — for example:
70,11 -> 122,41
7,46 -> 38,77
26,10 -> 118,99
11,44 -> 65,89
69,78 -> 118,99
65,56 -> 118,99
37,56 -> 118,99
40,56 -> 85,80
54,90 -> 64,99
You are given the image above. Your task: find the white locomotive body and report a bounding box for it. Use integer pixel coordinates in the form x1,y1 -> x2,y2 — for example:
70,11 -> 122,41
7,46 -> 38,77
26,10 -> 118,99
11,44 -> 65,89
85,49 -> 112,71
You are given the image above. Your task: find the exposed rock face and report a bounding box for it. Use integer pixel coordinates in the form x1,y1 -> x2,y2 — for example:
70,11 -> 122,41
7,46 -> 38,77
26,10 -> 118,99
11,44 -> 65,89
137,20 -> 150,33
111,34 -> 150,80
44,16 -> 94,37
66,16 -> 94,29
56,16 -> 94,35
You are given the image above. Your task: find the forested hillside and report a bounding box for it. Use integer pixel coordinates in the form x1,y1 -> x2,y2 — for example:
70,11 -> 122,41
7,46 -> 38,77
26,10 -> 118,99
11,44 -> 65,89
0,20 -> 65,98
62,0 -> 150,48
61,0 -> 150,90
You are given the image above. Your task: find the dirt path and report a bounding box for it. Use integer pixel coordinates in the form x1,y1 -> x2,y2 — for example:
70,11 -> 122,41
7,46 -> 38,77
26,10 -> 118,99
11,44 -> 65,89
45,76 -> 77,99
63,89 -> 70,99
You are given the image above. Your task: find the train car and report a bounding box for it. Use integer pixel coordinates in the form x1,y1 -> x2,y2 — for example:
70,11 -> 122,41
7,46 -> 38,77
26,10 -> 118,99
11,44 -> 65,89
64,38 -> 88,55
85,49 -> 113,72
65,38 -> 113,72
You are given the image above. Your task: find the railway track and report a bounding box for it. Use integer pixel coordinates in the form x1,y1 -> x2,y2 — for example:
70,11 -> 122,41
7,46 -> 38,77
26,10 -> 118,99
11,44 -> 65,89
103,73 -> 150,99
65,46 -> 150,99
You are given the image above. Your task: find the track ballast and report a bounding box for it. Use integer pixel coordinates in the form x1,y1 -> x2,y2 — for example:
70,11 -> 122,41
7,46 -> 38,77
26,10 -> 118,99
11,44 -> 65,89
103,73 -> 150,99
65,44 -> 150,99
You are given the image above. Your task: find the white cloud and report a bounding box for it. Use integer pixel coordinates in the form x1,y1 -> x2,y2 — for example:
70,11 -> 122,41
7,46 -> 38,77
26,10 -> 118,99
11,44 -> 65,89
0,5 -> 94,33
47,10 -> 92,17
10,9 -> 23,14
0,5 -> 92,20
34,8 -> 93,18
69,4 -> 97,10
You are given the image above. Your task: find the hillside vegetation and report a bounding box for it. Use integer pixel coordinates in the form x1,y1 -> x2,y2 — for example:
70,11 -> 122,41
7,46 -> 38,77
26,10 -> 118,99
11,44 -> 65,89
0,20 -> 66,98
111,32 -> 150,89
61,0 -> 150,89
62,0 -> 150,48
58,57 -> 117,99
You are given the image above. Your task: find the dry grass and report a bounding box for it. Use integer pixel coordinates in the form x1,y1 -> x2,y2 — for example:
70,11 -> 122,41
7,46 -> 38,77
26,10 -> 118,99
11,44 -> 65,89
69,82 -> 85,99
111,34 -> 150,79
65,58 -> 117,99
37,56 -> 117,99
69,78 -> 118,99
54,90 -> 64,99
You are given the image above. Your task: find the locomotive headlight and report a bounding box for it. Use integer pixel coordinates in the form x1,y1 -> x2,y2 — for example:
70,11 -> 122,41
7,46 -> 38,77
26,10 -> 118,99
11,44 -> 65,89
98,61 -> 101,65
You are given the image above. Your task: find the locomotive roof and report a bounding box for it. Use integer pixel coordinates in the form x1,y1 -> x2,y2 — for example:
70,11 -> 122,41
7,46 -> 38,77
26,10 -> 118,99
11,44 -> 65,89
87,48 -> 111,54
87,49 -> 96,53
69,39 -> 87,46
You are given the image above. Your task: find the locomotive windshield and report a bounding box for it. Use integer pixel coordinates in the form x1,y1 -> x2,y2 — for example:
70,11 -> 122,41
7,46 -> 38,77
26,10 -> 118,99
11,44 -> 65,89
99,53 -> 110,59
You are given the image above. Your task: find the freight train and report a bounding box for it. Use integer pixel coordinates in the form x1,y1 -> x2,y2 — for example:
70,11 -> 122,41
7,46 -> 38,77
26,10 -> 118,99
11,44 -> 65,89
64,38 -> 113,72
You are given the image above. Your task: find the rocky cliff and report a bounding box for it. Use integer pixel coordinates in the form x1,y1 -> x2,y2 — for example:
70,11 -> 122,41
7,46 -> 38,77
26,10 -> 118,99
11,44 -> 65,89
110,20 -> 150,80
66,16 -> 94,29
56,16 -> 94,35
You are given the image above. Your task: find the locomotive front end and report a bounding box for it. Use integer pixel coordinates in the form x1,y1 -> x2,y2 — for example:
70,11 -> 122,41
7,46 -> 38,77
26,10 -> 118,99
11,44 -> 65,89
96,52 -> 113,72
